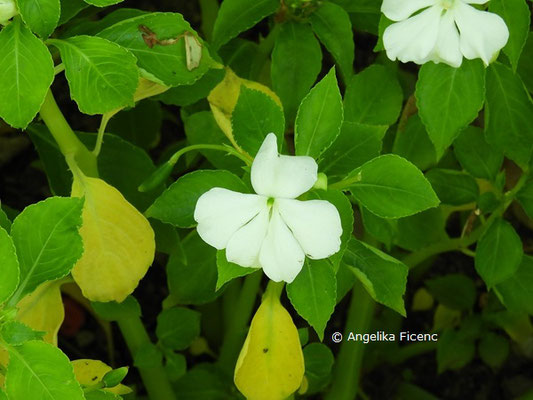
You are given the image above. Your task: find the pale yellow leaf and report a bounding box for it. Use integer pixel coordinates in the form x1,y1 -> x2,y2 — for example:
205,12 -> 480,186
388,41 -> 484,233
72,359 -> 132,395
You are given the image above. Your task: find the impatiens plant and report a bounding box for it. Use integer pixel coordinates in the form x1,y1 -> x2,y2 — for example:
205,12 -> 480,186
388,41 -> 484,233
0,0 -> 532,399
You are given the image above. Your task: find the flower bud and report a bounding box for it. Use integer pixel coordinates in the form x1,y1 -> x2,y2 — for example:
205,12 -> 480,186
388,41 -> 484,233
0,0 -> 17,25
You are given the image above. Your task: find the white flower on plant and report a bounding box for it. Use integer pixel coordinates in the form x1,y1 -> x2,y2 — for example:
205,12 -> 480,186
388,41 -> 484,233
194,133 -> 342,283
0,0 -> 17,25
381,0 -> 509,68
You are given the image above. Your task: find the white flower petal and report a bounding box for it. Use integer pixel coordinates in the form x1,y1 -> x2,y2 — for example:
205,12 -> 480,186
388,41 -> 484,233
454,2 -> 509,66
226,206 -> 269,268
259,208 -> 305,283
383,5 -> 442,65
432,10 -> 463,67
381,0 -> 438,21
277,199 -> 342,260
194,188 -> 268,250
251,133 -> 318,199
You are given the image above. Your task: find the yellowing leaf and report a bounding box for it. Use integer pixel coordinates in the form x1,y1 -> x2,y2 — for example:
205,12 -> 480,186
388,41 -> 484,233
0,348 -> 7,387
71,177 -> 155,302
234,285 -> 304,400
72,359 -> 132,395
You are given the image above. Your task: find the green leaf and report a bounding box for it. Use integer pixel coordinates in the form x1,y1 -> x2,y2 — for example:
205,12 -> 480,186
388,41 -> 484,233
495,255 -> 533,314
91,296 -> 141,321
343,64 -> 402,126
84,0 -> 123,6
347,154 -> 440,219
271,21 -> 322,123
50,35 -> 138,115
0,321 -> 44,345
147,170 -> 248,228
164,352 -> 186,381
156,307 -> 201,350
158,68 -> 225,107
295,68 -> 343,158
232,86 -> 285,155
17,0 -> 60,38
218,38 -> 259,79
392,114 -> 436,171
517,32 -> 533,93
344,238 -> 408,316
134,342 -> 163,369
475,218 -> 523,288
58,0 -> 89,24
416,60 -> 485,158
102,367 -> 128,388
174,366 -> 235,399
167,231 -> 220,305
436,328 -> 476,373
517,178 -> 533,220
6,341 -> 85,400
425,274 -> 476,311
211,0 -> 279,50
478,332 -> 509,368
287,259 -> 336,341
395,208 -> 447,251
303,343 -> 334,394
85,391 -> 120,400
0,18 -> 54,129
360,206 -> 396,250
309,2 -> 354,80
9,197 -> 83,300
0,226 -> 19,304
485,62 -> 533,167
0,207 -> 11,232
98,13 -> 214,86
335,262 -> 356,303
453,126 -> 503,180
489,0 -> 530,71
216,250 -> 258,290
320,121 -> 384,181
425,169 -> 479,206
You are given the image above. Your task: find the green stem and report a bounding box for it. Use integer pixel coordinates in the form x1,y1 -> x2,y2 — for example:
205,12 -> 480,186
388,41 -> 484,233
116,314 -> 177,400
218,271 -> 262,372
169,144 -> 252,166
93,113 -> 112,156
39,90 -> 98,177
326,281 -> 375,400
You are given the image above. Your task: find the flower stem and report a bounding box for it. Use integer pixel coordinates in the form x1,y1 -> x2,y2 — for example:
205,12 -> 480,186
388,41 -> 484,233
116,314 -> 177,400
325,281 -> 374,400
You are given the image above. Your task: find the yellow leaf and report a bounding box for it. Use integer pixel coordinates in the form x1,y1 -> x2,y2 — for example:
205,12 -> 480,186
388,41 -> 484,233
234,285 -> 304,400
71,177 -> 155,302
72,359 -> 132,395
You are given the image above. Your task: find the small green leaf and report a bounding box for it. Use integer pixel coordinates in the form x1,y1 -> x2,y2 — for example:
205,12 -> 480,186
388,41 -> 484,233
17,0 -> 60,38
309,2 -> 354,80
303,343 -> 334,394
102,367 -> 129,388
6,341 -> 85,400
10,197 -> 84,300
216,250 -> 258,290
489,0 -> 530,71
232,86 -> 285,155
156,307 -> 201,350
84,0 -> 123,6
91,296 -> 141,321
343,64 -> 402,126
348,154 -> 440,219
485,63 -> 533,167
517,178 -> 533,220
437,328 -> 476,373
0,18 -> 54,129
425,169 -> 479,206
453,126 -> 503,180
286,259 -> 337,340
416,60 -> 485,158
495,255 -> 533,314
475,218 -> 523,288
271,21 -> 322,123
0,226 -> 19,304
478,332 -> 509,368
134,342 -> 163,369
344,238 -> 408,316
50,35 -> 139,115
211,0 -> 279,50
393,114 -> 436,171
425,274 -> 476,311
0,321 -> 45,345
147,170 -> 249,228
164,352 -> 186,381
295,68 -> 343,158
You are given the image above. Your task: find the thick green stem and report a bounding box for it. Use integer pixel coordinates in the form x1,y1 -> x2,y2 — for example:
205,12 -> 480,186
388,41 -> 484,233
116,314 -> 177,400
326,281 -> 375,400
218,271 -> 262,372
39,90 -> 98,177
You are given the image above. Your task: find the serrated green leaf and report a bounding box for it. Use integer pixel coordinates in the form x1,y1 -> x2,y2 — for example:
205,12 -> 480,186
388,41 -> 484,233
17,0 -> 60,38
211,0 -> 279,50
393,114 -> 436,171
416,60 -> 485,159
343,64 -> 402,126
216,250 -> 258,290
0,18 -> 54,129
485,62 -> 533,167
437,328 -> 476,373
360,206 -> 397,250
287,259 -> 337,340
50,35 -> 138,115
495,255 -> 533,314
309,2 -> 354,80
395,208 -> 447,251
344,238 -> 408,316
295,68 -> 343,158
232,86 -> 285,155
156,307 -> 201,350
0,321 -> 45,345
271,21 -> 322,123
425,169 -> 479,206
475,218 -> 523,288
58,0 -> 89,24
347,154 -> 440,219
0,226 -> 19,304
158,68 -> 225,107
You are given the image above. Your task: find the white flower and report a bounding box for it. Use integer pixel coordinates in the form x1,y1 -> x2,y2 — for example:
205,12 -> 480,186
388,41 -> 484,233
0,0 -> 17,25
194,133 -> 343,283
381,0 -> 509,68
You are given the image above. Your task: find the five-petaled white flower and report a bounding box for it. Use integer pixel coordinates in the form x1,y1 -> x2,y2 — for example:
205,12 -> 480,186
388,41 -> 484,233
382,0 -> 509,68
194,133 -> 342,283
